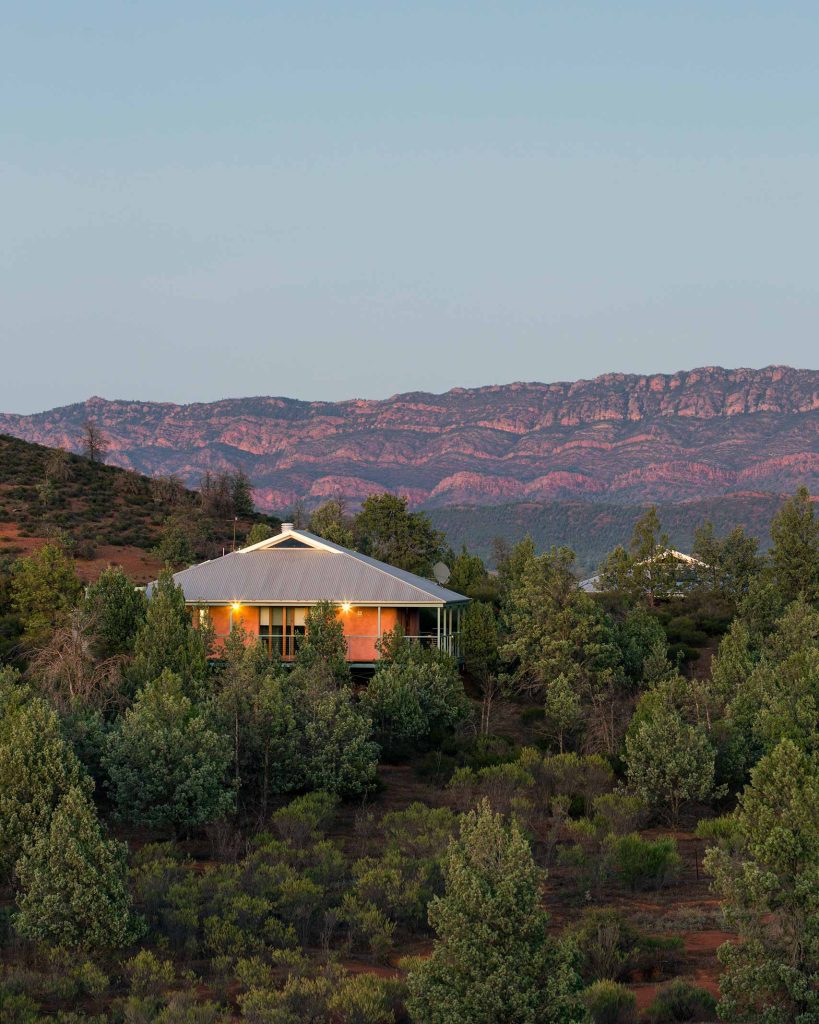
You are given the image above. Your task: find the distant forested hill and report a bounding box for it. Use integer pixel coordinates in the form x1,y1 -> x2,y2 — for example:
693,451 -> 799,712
429,494 -> 786,575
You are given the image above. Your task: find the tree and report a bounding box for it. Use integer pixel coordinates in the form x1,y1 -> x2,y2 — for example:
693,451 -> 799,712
447,548 -> 493,600
85,565 -> 147,658
615,607 -> 668,687
152,517 -> 196,568
768,486 -> 819,605
543,674 -> 584,754
501,547 -> 624,751
28,605 -> 122,712
723,599 -> 819,780
212,627 -> 303,810
302,683 -> 379,797
406,800 -> 585,1024
704,740 -> 819,1023
598,508 -> 679,606
199,470 -> 234,519
625,704 -> 719,824
360,648 -> 468,756
10,542 -> 83,647
230,468 -> 255,518
14,785 -> 135,951
693,521 -> 761,603
295,600 -> 350,682
129,569 -> 210,695
81,418 -> 108,463
354,493 -> 446,576
309,499 -> 355,547
245,522 -> 275,546
0,681 -> 90,880
460,601 -> 502,735
104,670 -> 234,832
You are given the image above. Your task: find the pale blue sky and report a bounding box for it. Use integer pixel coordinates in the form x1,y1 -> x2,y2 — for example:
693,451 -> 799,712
2,2 -> 818,413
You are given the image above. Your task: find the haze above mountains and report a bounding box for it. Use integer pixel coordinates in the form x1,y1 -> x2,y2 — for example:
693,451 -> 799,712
1,367 -> 816,518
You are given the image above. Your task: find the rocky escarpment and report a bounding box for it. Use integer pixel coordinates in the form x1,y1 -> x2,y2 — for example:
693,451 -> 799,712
1,366 -> 816,509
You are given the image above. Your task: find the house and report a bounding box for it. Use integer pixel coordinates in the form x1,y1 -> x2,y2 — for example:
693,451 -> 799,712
579,549 -> 707,594
156,523 -> 469,666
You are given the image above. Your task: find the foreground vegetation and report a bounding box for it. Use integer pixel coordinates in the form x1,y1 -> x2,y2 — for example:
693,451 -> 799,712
1,468 -> 818,1022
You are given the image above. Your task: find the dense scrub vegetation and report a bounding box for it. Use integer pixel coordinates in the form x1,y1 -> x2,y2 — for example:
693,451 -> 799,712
0,470 -> 818,1022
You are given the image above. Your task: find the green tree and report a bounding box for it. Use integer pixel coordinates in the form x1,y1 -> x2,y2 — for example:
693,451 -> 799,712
768,486 -> 819,605
693,521 -> 761,603
704,740 -> 819,1023
104,670 -> 234,832
295,600 -> 350,682
10,543 -> 83,647
85,565 -> 147,657
354,493 -> 446,575
361,650 -> 468,757
245,522 -> 275,546
598,508 -> 679,606
543,674 -> 584,754
130,569 -> 210,694
213,627 -> 304,810
625,703 -> 719,824
14,785 -> 135,951
0,680 -> 90,880
615,607 -> 668,686
406,800 -> 585,1024
152,518 -> 196,569
230,468 -> 255,518
460,600 -> 502,735
724,599 -> 819,779
447,548 -> 492,600
309,499 -> 355,547
501,547 -> 624,751
302,684 -> 379,797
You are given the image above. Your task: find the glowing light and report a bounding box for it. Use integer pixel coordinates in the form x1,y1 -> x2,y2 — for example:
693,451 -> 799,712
231,602 -> 241,612
341,602 -> 352,613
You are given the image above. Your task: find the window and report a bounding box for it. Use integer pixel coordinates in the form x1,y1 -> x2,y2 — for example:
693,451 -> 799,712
259,607 -> 306,658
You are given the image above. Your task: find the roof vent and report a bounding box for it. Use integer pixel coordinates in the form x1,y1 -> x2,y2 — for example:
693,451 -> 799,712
280,522 -> 294,533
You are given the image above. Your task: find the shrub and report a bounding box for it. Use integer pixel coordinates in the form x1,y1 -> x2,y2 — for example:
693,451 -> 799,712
583,980 -> 637,1024
124,949 -> 176,998
644,980 -> 717,1022
612,834 -> 681,891
570,908 -> 683,984
0,986 -> 40,1024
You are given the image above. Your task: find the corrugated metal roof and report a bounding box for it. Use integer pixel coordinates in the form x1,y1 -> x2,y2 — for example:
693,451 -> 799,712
157,529 -> 468,606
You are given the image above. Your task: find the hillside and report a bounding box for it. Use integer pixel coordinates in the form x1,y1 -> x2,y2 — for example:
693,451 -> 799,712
430,493 -> 787,575
1,365 -> 817,510
0,434 -> 276,583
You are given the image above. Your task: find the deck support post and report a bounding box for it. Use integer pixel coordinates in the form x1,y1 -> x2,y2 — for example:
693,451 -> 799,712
377,606 -> 381,650
436,606 -> 441,649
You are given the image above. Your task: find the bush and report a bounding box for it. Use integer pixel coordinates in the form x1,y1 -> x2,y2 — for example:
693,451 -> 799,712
0,986 -> 40,1024
583,980 -> 637,1024
612,834 -> 681,891
570,908 -> 683,984
644,980 -> 717,1022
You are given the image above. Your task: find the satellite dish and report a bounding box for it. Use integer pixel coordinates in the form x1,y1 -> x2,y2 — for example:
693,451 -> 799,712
433,561 -> 451,585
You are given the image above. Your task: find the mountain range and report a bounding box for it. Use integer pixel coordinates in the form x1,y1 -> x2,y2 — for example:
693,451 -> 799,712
1,366 -> 817,512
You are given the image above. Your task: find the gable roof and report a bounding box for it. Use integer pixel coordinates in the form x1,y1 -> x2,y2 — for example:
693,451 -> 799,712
159,527 -> 468,606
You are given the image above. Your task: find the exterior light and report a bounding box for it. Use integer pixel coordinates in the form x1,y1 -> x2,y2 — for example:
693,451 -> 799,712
231,602 -> 241,611
341,602 -> 351,613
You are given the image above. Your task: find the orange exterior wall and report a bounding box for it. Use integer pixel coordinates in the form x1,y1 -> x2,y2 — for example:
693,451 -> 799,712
195,604 -> 410,662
